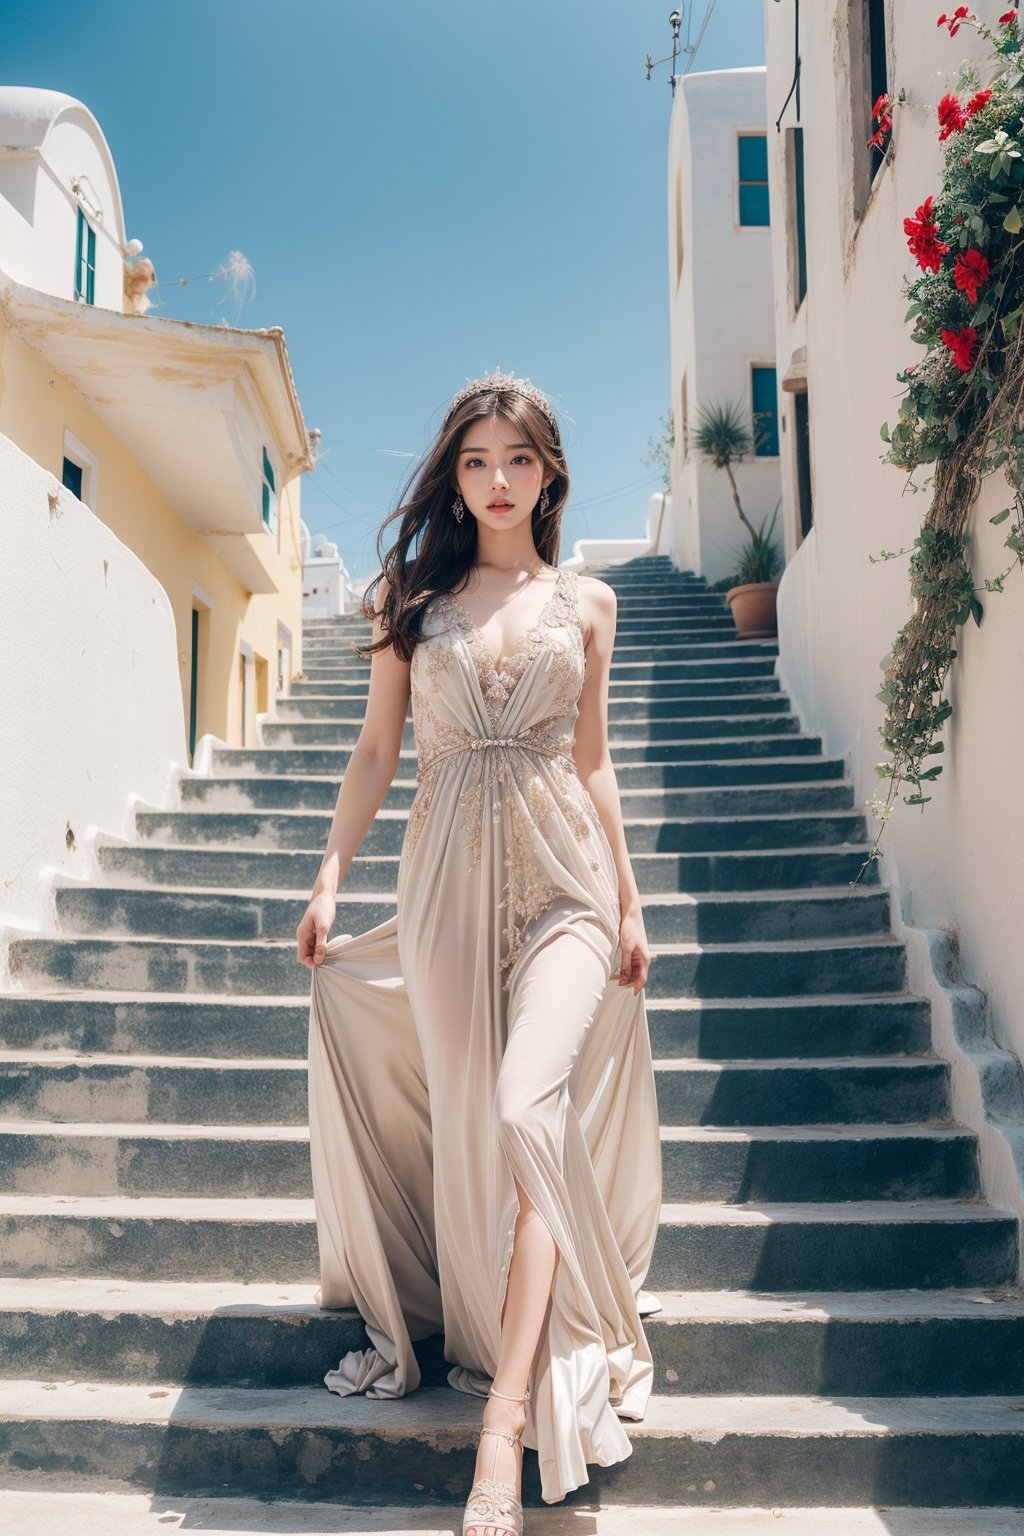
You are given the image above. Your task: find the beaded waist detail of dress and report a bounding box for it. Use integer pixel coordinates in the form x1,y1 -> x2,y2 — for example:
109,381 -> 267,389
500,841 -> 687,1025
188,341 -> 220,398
415,730 -> 578,783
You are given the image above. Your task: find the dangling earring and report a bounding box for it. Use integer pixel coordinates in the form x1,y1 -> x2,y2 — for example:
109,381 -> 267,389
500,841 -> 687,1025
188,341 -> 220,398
538,487 -> 550,516
452,491 -> 465,524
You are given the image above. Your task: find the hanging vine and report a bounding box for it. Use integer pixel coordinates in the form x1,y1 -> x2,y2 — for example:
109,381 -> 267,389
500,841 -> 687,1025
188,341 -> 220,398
856,6 -> 1024,882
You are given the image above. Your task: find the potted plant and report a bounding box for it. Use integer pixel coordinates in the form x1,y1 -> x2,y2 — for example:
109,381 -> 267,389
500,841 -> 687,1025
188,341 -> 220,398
723,502 -> 784,637
693,399 -> 784,636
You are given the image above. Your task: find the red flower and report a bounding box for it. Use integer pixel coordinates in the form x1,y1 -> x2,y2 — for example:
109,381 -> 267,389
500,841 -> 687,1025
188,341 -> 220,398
998,9 -> 1018,26
953,247 -> 990,304
937,5 -> 974,35
867,91 -> 893,148
940,324 -> 979,371
904,194 -> 950,272
937,92 -> 968,140
964,88 -> 993,119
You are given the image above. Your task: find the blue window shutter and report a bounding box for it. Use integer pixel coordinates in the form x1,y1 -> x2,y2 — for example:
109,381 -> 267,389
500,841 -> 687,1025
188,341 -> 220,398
751,367 -> 779,456
262,445 -> 277,528
86,223 -> 95,304
74,208 -> 84,298
62,457 -> 83,498
738,133 -> 770,226
738,134 -> 768,181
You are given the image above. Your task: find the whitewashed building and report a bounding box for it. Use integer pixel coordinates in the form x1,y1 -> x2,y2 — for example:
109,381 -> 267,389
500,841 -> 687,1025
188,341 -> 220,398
667,66 -> 782,584
764,2 -> 1024,1216
0,86 -> 312,935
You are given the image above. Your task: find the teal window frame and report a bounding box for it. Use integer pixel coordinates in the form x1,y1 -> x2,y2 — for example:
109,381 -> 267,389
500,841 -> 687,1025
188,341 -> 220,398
738,133 -> 770,226
751,366 -> 779,457
262,445 -> 277,529
74,207 -> 96,304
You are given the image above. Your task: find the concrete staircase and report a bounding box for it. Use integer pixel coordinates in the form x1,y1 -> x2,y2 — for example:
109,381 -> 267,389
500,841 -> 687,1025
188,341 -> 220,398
1,551 -> 1023,1533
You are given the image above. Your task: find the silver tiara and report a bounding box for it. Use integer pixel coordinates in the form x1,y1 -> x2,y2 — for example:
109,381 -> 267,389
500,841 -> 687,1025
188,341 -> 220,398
447,366 -> 557,431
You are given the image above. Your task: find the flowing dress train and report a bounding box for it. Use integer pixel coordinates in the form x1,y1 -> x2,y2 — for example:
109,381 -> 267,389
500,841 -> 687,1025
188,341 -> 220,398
307,565 -> 663,1503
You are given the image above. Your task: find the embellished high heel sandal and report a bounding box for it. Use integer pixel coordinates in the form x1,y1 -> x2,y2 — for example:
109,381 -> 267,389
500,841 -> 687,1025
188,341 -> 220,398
462,1385 -> 529,1536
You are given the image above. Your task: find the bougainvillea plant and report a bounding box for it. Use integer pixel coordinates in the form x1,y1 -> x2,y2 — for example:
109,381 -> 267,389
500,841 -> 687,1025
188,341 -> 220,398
856,5 -> 1024,882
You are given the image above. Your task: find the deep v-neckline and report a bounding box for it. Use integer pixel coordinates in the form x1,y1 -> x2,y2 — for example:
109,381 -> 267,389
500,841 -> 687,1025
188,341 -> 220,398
446,567 -> 567,682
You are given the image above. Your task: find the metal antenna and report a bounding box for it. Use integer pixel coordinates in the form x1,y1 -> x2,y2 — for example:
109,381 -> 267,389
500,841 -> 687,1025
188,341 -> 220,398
644,10 -> 684,96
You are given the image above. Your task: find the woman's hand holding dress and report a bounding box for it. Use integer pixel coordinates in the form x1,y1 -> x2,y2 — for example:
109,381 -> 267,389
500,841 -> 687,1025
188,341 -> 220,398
296,892 -> 338,969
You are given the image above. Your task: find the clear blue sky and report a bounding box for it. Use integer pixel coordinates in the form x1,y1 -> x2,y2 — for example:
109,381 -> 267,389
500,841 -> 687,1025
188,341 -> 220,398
7,0 -> 766,577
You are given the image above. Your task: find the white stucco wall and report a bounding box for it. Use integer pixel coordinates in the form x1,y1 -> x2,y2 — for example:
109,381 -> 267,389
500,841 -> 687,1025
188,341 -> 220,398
0,87 -> 128,309
667,67 -> 782,583
0,433 -> 188,948
764,2 -> 1024,1204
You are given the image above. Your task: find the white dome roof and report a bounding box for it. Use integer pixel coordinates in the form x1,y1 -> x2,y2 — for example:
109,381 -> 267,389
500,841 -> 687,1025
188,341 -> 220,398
0,86 -> 90,150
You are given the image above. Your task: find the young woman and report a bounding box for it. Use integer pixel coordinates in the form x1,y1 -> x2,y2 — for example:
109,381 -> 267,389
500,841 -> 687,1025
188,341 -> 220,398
296,368 -> 662,1535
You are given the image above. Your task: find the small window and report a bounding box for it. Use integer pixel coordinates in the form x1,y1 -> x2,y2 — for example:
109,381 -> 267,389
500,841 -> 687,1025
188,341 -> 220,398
74,207 -> 96,304
751,366 -> 779,456
738,134 -> 770,226
262,445 -> 277,531
62,457 -> 84,499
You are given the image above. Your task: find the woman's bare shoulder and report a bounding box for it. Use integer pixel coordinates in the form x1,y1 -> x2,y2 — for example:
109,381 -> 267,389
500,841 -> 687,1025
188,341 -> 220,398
574,573 -> 617,648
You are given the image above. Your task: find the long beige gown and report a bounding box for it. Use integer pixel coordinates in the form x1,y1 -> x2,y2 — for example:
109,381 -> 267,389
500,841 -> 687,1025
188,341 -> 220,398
307,564 -> 663,1504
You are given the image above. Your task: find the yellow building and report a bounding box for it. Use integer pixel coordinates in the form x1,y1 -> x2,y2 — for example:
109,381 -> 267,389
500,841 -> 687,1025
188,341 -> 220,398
0,85 -> 313,759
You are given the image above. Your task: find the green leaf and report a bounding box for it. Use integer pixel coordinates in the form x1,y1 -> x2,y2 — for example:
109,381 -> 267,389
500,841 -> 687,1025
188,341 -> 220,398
1004,202 -> 1024,232
991,506 -> 1013,523
881,421 -> 890,442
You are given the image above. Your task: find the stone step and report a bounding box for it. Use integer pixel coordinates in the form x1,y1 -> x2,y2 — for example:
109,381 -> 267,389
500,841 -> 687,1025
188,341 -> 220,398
0,1194 -> 1014,1289
301,615 -> 741,647
290,659 -> 782,694
5,933 -> 906,997
52,884 -> 891,945
277,686 -> 788,719
655,1055 -> 951,1125
121,807 -> 869,856
0,1051 -> 944,1129
208,735 -> 829,778
3,1493 -> 1024,1536
261,713 -> 804,748
0,991 -> 930,1061
299,636 -> 780,669
93,842 -> 880,895
1,1381 -> 1022,1507
172,778 -> 856,820
0,1121 -> 978,1202
186,752 -> 852,794
2,1278 -> 1022,1396
645,993 -> 931,1057
280,681 -> 786,709
300,651 -> 782,680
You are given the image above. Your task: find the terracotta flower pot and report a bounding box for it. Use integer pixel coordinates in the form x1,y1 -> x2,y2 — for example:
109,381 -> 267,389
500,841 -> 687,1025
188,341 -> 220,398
725,580 -> 778,638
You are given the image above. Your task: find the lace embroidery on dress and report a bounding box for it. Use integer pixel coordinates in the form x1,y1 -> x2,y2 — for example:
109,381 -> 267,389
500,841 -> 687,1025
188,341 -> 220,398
405,568 -> 607,986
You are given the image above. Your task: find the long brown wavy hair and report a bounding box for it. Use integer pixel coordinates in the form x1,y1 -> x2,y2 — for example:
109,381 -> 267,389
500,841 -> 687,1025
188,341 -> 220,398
353,380 -> 571,662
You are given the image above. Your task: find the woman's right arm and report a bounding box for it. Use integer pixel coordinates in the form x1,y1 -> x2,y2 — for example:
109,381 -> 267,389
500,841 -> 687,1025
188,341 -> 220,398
296,576 -> 411,968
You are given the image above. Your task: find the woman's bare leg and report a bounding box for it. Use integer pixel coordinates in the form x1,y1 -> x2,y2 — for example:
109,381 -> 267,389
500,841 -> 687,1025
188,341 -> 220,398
468,1181 -> 558,1494
467,924 -> 611,1519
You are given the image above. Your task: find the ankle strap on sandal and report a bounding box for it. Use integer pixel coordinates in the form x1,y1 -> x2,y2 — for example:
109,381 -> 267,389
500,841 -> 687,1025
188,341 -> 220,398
488,1386 -> 530,1404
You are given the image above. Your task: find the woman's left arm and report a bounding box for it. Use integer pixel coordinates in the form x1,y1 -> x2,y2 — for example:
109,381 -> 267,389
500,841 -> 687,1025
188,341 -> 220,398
572,575 -> 650,995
